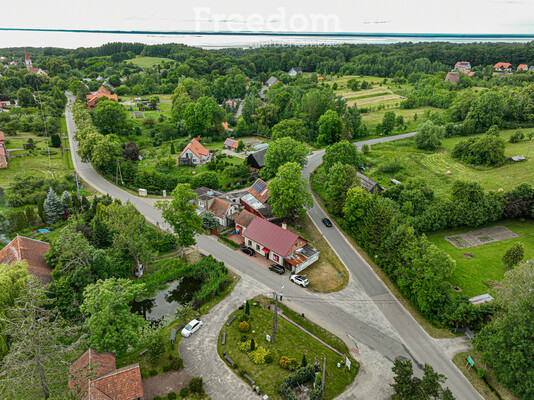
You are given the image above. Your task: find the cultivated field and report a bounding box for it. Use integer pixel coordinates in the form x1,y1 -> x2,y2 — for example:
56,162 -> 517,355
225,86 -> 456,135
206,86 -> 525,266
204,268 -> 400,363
125,56 -> 175,69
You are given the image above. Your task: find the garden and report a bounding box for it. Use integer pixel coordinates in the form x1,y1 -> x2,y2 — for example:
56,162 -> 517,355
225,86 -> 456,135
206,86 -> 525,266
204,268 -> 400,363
217,297 -> 358,400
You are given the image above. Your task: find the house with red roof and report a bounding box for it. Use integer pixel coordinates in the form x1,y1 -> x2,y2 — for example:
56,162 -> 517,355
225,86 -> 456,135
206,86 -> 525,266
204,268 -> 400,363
517,64 -> 528,71
0,131 -> 7,169
0,236 -> 52,283
494,62 -> 512,72
69,348 -> 143,400
224,138 -> 239,152
240,178 -> 274,220
86,86 -> 118,110
208,197 -> 239,226
454,61 -> 472,71
242,216 -> 320,272
179,138 -> 211,165
234,209 -> 256,235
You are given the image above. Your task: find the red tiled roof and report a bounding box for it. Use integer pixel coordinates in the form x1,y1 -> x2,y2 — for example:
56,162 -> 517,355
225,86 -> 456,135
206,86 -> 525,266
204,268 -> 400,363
0,236 -> 52,284
494,62 -> 512,69
248,178 -> 269,203
209,197 -> 231,219
0,131 -> 5,141
243,217 -> 299,257
25,49 -> 30,61
235,209 -> 256,228
221,121 -> 229,130
517,64 -> 528,70
224,138 -> 238,148
86,86 -> 118,106
69,349 -> 143,400
179,138 -> 210,159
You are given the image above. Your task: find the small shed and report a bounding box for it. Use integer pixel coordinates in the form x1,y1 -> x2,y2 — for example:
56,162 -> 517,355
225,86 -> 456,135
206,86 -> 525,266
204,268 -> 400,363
468,293 -> 494,306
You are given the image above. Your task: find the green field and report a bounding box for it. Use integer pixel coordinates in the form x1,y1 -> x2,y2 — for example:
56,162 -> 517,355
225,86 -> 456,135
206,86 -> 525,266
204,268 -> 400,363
0,134 -> 73,188
365,128 -> 534,197
427,219 -> 534,298
217,301 -> 357,400
125,56 -> 175,69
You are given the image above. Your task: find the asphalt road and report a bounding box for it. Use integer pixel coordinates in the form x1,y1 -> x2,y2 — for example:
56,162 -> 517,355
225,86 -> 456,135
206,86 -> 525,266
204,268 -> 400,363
65,94 -> 481,400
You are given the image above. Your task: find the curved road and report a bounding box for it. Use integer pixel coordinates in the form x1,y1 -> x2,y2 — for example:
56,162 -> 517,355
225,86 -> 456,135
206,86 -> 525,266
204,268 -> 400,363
65,94 -> 481,400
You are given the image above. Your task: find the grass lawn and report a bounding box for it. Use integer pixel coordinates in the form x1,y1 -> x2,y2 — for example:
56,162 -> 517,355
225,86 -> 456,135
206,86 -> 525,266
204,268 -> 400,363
217,299 -> 358,400
452,350 -> 520,400
287,215 -> 349,293
365,128 -> 534,197
125,56 -> 175,69
0,144 -> 73,188
427,219 -> 534,298
361,106 -> 442,134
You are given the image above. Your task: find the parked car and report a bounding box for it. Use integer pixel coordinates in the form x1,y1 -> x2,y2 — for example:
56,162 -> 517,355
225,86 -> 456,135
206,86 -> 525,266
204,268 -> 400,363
290,275 -> 309,287
322,218 -> 332,227
269,264 -> 285,275
181,318 -> 203,337
240,246 -> 255,256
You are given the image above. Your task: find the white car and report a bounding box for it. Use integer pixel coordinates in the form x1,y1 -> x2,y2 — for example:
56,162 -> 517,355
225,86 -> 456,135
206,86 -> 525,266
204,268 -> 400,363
290,275 -> 309,288
181,318 -> 203,337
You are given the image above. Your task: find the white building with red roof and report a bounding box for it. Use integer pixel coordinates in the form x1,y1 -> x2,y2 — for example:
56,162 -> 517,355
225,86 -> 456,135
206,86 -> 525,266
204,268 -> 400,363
243,216 -> 319,272
494,62 -> 512,71
517,64 -> 528,71
24,49 -> 48,76
86,85 -> 118,110
179,138 -> 211,165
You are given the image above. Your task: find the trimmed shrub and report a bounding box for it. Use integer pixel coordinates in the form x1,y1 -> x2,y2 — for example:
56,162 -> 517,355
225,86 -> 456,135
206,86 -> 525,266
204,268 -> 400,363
167,392 -> 177,400
240,335 -> 248,342
265,353 -> 273,364
162,364 -> 172,373
280,356 -> 291,369
150,369 -> 158,377
170,357 -> 184,370
179,387 -> 190,397
238,321 -> 250,332
249,346 -> 271,365
189,377 -> 204,394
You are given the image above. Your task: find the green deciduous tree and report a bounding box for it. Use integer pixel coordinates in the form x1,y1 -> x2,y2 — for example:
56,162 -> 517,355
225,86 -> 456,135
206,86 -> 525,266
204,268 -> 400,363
0,279 -> 86,399
81,278 -> 145,356
381,111 -> 396,135
17,87 -> 35,108
322,140 -> 361,172
105,202 -> 154,275
317,110 -> 344,146
271,119 -> 307,142
183,96 -> 225,137
156,184 -> 203,258
201,211 -> 218,230
343,186 -> 372,231
326,163 -> 359,215
415,121 -> 445,151
92,100 -> 128,135
269,162 -> 313,219
262,136 -> 309,178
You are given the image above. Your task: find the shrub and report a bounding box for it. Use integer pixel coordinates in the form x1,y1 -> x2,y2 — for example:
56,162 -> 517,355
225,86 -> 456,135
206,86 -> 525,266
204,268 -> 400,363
361,144 -> 370,154
376,160 -> 403,174
280,356 -> 291,369
240,335 -> 248,342
170,357 -> 184,370
238,321 -> 250,332
189,377 -> 204,394
154,397 -> 162,400
288,358 -> 299,371
163,364 -> 172,372
238,340 -> 251,352
249,346 -> 271,365
168,393 -> 177,400
301,354 -> 307,367
150,369 -> 158,377
179,387 -> 190,397
265,353 -> 273,364
148,335 -> 165,363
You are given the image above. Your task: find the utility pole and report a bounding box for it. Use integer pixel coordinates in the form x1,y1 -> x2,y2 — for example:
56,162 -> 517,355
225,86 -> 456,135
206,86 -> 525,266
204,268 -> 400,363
74,172 -> 81,200
322,358 -> 326,392
527,138 -> 532,158
271,291 -> 277,344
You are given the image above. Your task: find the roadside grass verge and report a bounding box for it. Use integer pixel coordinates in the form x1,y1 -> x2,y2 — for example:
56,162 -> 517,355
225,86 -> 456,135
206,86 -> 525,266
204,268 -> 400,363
452,351 -> 520,400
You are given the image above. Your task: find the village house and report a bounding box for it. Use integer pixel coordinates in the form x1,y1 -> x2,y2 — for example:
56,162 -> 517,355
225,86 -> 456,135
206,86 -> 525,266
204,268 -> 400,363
357,171 -> 384,194
241,178 -> 274,220
191,187 -> 226,210
178,138 -> 211,166
246,148 -> 267,172
494,62 -> 512,72
224,138 -> 239,152
234,209 -> 256,235
517,64 -> 528,71
0,131 -> 7,169
288,67 -> 302,77
69,348 -> 143,400
454,61 -> 471,71
445,72 -> 460,86
242,216 -> 320,273
0,236 -> 52,283
208,197 -> 239,226
86,85 -> 118,110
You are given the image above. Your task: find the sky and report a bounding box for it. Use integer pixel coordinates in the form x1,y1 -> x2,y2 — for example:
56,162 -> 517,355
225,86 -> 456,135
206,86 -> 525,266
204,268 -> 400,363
2,0 -> 534,48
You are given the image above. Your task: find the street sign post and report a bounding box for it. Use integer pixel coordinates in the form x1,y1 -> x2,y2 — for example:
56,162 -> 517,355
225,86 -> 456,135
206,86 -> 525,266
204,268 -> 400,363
466,356 -> 475,370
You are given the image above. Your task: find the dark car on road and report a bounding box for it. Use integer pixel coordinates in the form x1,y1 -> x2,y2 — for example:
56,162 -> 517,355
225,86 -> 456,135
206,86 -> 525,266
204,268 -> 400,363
322,218 -> 332,227
269,264 -> 285,275
240,246 -> 255,256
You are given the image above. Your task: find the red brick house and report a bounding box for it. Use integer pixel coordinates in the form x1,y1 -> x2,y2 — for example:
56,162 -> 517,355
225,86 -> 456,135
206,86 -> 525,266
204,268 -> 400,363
0,236 -> 52,284
86,86 -> 118,110
69,348 -> 143,400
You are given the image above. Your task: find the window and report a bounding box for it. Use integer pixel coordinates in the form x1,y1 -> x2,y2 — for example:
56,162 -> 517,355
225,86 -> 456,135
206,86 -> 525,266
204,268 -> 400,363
248,240 -> 252,246
256,245 -> 260,250
273,254 -> 279,262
